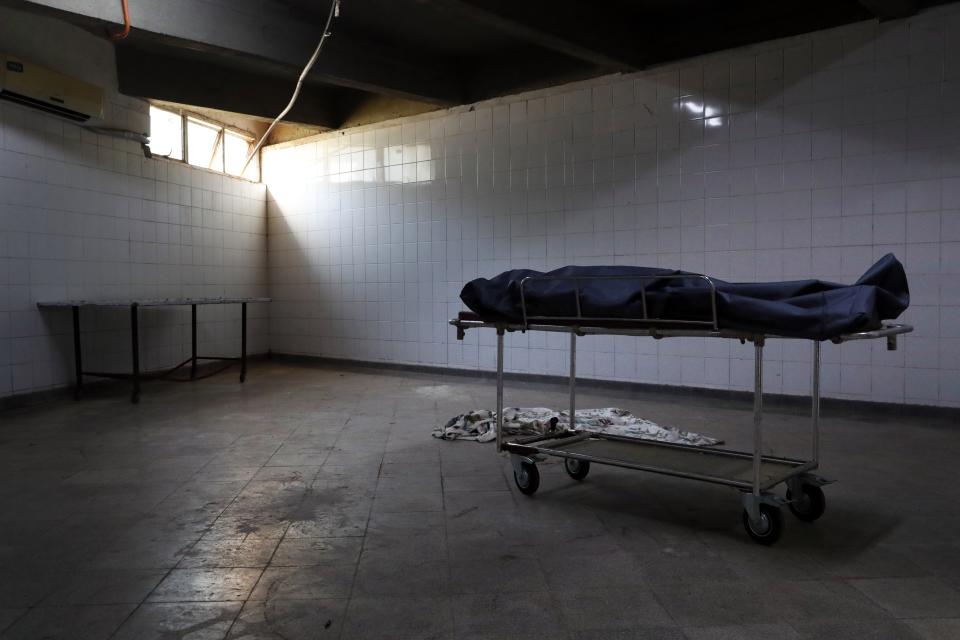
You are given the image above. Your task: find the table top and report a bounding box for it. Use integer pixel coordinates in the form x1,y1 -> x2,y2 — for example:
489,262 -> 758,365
37,297 -> 271,308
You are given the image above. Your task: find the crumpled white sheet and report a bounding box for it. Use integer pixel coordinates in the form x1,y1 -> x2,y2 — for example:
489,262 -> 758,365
433,407 -> 721,447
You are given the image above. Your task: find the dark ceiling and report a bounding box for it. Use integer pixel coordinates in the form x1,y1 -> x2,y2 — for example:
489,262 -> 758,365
6,0 -> 954,131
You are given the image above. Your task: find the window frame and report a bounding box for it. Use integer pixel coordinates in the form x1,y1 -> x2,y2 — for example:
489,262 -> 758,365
147,105 -> 185,161
148,105 -> 260,181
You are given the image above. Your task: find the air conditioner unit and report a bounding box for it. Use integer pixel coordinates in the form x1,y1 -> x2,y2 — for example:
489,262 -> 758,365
0,54 -> 104,122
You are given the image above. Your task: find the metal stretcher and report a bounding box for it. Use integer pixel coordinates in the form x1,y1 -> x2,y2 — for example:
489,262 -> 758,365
37,297 -> 270,403
451,273 -> 912,545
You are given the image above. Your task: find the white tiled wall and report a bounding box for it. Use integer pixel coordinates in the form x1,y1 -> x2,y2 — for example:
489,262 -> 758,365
0,6 -> 269,399
264,5 -> 960,407
0,101 -> 269,398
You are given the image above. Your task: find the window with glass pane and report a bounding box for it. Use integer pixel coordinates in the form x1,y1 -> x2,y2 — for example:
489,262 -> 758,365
150,107 -> 259,181
224,131 -> 253,177
148,106 -> 183,160
186,117 -> 224,172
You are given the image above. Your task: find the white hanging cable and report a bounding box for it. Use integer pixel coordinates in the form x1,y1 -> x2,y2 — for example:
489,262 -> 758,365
240,0 -> 340,176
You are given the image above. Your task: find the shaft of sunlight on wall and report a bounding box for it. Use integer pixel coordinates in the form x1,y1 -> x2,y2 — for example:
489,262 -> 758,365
0,6 -> 269,398
263,6 -> 960,407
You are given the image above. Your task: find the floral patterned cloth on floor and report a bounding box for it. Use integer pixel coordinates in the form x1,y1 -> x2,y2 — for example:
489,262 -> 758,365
433,407 -> 721,447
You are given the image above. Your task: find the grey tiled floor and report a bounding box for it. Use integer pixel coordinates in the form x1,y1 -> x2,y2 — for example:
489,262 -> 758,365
0,361 -> 958,639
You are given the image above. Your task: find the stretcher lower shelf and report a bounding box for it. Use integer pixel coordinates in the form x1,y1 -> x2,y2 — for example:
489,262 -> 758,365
506,433 -> 814,492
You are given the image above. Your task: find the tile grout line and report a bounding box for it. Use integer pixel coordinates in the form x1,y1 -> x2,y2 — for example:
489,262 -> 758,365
336,405 -> 393,640
44,391 -> 235,640
222,414 -> 350,638
436,393 -> 457,640
215,412 -> 337,634
105,398 -> 288,640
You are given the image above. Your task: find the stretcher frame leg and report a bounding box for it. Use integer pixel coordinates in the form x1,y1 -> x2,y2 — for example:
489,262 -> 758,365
743,336 -> 776,525
569,330 -> 576,430
812,340 -> 820,464
784,340 -> 832,500
496,328 -> 505,453
752,337 -> 764,498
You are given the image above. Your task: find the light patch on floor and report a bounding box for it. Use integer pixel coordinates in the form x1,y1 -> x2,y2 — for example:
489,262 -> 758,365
413,384 -> 468,400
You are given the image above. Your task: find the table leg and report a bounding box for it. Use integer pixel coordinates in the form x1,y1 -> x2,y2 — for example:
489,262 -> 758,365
191,304 -> 197,379
72,306 -> 83,399
131,303 -> 140,404
240,302 -> 247,383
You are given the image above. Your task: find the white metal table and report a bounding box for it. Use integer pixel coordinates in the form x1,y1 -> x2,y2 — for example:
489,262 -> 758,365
37,297 -> 270,403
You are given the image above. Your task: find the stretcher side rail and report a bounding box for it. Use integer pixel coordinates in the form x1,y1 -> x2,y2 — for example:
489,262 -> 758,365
451,316 -> 912,345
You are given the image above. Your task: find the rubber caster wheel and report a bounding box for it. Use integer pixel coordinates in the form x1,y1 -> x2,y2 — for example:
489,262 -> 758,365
787,484 -> 826,522
742,504 -> 783,545
513,462 -> 540,496
564,458 -> 590,481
